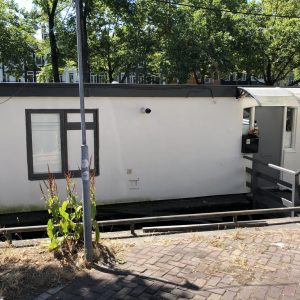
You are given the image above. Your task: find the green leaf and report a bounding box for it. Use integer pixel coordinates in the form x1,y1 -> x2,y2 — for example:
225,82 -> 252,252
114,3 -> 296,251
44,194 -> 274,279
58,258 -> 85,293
59,200 -> 69,220
47,219 -> 54,239
49,238 -> 59,250
91,202 -> 97,219
117,259 -> 126,265
60,219 -> 69,234
92,219 -> 100,243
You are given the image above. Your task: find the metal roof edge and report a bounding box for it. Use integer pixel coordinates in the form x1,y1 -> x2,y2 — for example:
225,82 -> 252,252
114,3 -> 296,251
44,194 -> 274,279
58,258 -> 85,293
0,83 -> 238,98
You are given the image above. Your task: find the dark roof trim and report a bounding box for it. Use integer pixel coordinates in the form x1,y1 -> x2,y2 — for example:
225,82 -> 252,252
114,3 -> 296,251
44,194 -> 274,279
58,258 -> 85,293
0,83 -> 238,98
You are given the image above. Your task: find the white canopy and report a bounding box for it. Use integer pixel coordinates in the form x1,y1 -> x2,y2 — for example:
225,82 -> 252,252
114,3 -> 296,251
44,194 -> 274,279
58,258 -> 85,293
238,87 -> 300,107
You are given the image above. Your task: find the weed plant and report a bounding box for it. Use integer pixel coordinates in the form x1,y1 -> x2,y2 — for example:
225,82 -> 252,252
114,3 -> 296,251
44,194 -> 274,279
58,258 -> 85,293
40,170 -> 99,253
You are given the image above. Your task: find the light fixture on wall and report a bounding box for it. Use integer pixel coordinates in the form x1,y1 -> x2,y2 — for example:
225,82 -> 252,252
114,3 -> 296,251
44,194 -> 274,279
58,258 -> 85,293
141,107 -> 151,114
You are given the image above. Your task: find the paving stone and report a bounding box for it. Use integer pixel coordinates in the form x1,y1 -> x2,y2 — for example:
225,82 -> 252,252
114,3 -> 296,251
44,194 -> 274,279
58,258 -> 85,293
251,286 -> 269,300
282,284 -> 297,297
47,285 -> 65,295
108,282 -> 126,291
156,291 -> 175,300
195,278 -> 207,287
72,287 -> 99,299
163,273 -> 184,284
153,269 -> 169,277
236,287 -> 253,299
191,295 -> 207,300
207,293 -> 221,300
114,287 -> 132,299
206,276 -> 221,287
160,283 -> 177,293
130,285 -> 148,296
95,289 -> 116,300
267,286 -> 282,298
34,293 -> 51,300
171,288 -> 194,299
145,282 -> 164,295
159,255 -> 173,263
31,227 -> 300,300
168,266 -> 181,276
222,290 -> 236,300
48,291 -> 83,300
146,257 -> 160,264
138,292 -> 159,300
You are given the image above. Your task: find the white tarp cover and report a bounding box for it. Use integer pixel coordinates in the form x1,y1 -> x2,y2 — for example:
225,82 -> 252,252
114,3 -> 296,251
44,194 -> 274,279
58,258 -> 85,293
238,87 -> 300,107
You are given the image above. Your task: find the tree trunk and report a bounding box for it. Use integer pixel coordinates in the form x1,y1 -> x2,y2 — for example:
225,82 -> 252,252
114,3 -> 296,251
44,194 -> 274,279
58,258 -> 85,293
120,68 -> 130,83
48,1 -> 60,82
193,70 -> 200,84
108,59 -> 113,83
2,65 -> 6,82
264,60 -> 275,86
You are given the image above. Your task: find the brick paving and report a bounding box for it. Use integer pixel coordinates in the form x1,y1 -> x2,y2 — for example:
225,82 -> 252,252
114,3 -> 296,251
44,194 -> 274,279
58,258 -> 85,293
36,225 -> 300,299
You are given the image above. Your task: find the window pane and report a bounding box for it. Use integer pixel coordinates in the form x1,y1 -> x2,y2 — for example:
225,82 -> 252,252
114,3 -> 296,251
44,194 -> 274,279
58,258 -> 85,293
67,130 -> 95,171
31,114 -> 62,174
242,108 -> 251,135
286,108 -> 294,132
67,113 -> 93,123
284,108 -> 294,148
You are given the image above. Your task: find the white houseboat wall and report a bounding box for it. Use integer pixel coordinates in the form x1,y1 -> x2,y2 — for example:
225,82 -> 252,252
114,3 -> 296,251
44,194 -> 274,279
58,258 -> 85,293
0,84 -> 299,215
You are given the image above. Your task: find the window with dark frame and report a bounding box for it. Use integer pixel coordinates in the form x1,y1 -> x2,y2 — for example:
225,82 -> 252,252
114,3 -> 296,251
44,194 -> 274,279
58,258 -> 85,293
25,109 -> 99,180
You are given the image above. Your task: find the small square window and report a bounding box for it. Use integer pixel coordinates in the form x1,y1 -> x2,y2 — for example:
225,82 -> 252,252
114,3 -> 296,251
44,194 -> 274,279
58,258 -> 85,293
26,109 -> 99,180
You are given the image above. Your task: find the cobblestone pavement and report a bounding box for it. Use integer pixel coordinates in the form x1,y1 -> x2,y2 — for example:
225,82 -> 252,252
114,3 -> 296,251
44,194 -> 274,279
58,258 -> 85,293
37,225 -> 300,300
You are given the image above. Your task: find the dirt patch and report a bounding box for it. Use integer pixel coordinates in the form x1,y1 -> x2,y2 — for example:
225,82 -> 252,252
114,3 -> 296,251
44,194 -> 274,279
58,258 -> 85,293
0,239 -> 133,300
0,242 -> 76,299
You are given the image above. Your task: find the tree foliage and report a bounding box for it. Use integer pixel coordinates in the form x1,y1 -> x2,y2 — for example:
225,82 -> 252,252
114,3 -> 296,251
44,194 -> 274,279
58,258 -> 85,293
0,0 -> 37,79
233,0 -> 300,85
2,0 -> 300,85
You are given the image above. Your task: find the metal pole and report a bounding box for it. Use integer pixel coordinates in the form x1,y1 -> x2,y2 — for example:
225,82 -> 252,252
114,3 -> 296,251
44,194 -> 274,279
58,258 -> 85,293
74,0 -> 92,262
292,173 -> 300,217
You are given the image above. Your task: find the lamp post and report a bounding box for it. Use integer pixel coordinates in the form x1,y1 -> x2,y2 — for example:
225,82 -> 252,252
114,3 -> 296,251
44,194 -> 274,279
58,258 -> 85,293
74,0 -> 93,262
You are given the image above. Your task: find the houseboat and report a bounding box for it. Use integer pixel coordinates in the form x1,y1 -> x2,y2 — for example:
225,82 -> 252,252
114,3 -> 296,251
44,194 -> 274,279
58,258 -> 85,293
0,84 -> 299,220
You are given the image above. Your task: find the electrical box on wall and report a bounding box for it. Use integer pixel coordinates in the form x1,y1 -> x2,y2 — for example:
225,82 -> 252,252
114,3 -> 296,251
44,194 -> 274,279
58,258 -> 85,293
241,135 -> 259,153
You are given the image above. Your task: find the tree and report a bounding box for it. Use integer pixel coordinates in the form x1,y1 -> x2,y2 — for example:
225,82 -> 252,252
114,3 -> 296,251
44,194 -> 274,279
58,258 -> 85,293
33,0 -> 61,82
145,0 -> 243,83
233,0 -> 300,86
88,0 -> 157,83
0,0 -> 37,80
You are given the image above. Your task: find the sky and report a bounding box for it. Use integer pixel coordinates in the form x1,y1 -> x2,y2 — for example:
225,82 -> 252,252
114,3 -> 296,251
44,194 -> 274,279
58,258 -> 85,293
15,0 -> 32,11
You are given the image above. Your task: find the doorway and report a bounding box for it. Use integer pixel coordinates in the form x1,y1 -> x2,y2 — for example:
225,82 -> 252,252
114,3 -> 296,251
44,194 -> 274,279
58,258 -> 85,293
253,106 -> 284,188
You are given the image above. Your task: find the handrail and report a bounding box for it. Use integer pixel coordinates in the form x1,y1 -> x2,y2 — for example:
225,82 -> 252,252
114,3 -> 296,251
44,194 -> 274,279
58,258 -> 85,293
243,155 -> 300,216
244,155 -> 297,175
2,206 -> 300,242
268,164 -> 296,175
243,155 -> 268,166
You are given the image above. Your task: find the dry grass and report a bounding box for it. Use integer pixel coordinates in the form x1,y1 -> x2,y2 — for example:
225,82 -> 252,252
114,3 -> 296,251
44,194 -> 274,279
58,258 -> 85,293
0,238 -> 134,300
207,236 -> 226,249
0,242 -> 78,300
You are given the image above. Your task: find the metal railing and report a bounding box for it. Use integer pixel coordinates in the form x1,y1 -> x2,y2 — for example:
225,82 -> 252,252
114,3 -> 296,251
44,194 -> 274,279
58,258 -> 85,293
244,155 -> 300,216
1,157 -> 300,241
2,206 -> 300,242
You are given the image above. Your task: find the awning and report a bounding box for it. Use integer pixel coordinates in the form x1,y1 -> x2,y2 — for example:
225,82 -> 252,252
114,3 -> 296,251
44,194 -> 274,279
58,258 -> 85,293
238,87 -> 300,107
